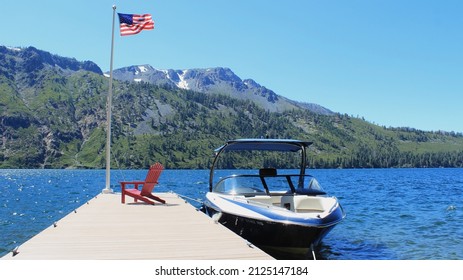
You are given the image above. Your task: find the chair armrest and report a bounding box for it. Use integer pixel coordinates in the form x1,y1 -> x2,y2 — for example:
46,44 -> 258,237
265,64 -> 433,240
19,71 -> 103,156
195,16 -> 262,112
120,181 -> 145,191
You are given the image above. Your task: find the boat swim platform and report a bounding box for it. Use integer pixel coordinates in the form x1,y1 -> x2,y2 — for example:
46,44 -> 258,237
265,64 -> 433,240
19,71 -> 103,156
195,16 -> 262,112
1,192 -> 273,260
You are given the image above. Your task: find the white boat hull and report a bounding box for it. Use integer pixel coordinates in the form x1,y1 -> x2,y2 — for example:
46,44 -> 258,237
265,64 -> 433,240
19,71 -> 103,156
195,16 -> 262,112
203,192 -> 345,259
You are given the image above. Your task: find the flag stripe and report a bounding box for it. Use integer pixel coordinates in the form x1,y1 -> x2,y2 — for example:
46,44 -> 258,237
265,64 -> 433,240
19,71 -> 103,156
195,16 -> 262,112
118,13 -> 155,36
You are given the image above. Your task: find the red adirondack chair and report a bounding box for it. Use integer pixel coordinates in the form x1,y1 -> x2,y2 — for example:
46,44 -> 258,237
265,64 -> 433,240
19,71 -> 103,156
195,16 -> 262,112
120,162 -> 166,205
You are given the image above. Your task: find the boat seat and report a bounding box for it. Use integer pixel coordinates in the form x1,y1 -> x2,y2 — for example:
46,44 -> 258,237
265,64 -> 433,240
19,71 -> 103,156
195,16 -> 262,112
270,196 -> 283,206
281,195 -> 329,212
293,196 -> 326,213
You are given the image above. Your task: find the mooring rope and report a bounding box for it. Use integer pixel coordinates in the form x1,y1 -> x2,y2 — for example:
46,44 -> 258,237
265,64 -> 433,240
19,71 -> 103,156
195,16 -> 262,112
171,192 -> 204,204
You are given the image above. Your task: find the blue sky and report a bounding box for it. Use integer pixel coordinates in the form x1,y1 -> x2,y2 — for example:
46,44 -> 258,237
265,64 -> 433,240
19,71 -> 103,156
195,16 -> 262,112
3,0 -> 463,132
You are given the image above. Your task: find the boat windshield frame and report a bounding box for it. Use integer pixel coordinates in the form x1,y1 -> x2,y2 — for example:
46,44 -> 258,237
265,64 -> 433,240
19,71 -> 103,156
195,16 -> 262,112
209,139 -> 313,192
212,174 -> 326,196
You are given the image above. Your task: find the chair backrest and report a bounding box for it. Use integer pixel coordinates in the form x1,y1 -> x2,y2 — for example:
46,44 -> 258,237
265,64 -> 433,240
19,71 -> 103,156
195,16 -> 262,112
140,162 -> 164,195
145,162 -> 164,183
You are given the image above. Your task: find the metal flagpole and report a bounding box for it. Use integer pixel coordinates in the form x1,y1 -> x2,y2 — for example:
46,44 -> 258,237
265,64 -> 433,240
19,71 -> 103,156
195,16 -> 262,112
102,5 -> 117,194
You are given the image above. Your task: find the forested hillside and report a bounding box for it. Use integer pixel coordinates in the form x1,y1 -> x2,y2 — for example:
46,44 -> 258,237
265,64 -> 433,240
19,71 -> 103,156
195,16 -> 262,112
1,46 -> 463,169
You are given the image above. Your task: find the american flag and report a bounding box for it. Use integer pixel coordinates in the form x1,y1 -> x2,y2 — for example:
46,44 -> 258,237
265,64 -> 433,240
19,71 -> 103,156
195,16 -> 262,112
118,13 -> 154,36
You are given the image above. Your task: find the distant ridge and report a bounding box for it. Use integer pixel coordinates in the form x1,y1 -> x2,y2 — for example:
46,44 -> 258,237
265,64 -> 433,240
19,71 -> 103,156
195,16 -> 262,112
110,65 -> 333,115
1,46 -> 102,75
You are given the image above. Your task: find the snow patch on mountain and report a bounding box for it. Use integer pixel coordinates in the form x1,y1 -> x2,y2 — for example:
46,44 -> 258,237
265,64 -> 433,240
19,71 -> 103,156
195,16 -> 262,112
176,70 -> 190,90
7,46 -> 21,52
134,65 -> 151,75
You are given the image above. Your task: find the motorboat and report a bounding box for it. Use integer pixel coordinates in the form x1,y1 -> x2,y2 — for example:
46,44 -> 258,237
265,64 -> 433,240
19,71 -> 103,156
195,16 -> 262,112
202,139 -> 345,259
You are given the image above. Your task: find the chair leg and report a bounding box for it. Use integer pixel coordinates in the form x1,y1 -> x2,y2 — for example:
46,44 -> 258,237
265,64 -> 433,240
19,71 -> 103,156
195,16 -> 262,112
144,193 -> 166,204
137,196 -> 155,205
121,183 -> 126,204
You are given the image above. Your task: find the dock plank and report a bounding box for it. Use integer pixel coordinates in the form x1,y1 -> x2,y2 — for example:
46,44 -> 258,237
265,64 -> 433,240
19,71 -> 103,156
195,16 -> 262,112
2,193 -> 272,260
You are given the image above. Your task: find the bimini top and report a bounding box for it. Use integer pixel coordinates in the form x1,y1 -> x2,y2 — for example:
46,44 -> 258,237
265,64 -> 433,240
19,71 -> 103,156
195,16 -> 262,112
209,139 -> 313,191
214,139 -> 313,153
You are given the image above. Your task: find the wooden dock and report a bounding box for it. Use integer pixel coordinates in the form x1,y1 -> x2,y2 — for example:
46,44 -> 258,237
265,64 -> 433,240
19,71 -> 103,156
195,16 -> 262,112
1,192 -> 272,260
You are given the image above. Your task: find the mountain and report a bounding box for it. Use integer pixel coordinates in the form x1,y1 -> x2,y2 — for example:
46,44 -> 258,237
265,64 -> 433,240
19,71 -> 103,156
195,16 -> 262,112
1,46 -> 463,169
110,65 -> 333,115
0,46 -> 102,76
0,46 -> 106,168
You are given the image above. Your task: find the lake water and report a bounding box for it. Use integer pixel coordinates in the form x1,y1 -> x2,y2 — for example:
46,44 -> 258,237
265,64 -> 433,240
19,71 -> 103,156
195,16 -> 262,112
1,168 -> 462,259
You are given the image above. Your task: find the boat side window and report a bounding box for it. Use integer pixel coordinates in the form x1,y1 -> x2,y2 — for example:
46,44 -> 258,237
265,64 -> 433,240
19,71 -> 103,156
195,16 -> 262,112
307,178 -> 325,192
294,177 -> 327,195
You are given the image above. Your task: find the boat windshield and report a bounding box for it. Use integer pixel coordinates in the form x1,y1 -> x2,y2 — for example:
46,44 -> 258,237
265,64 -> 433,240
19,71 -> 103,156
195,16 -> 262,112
213,174 -> 326,196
